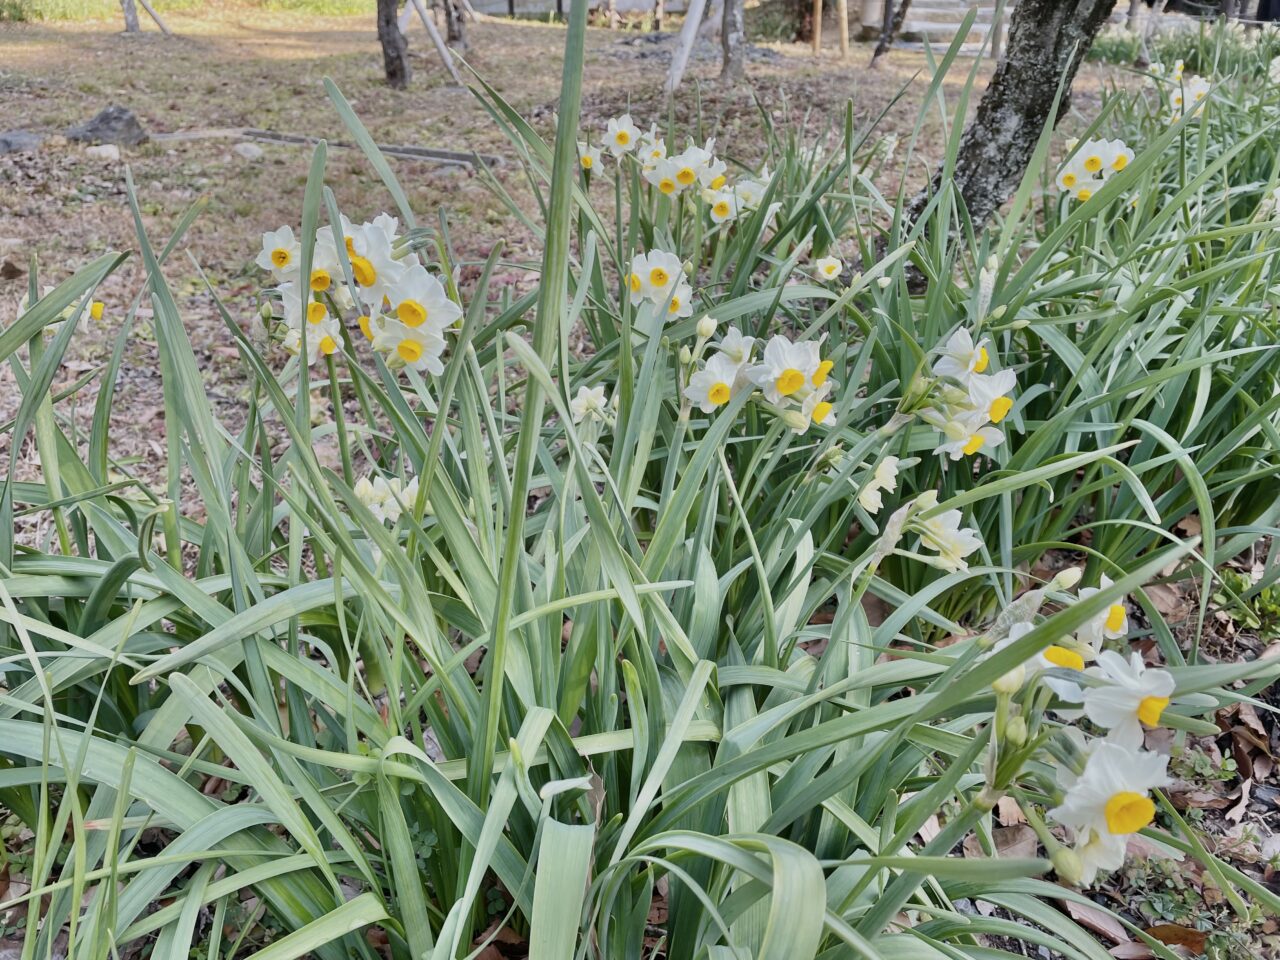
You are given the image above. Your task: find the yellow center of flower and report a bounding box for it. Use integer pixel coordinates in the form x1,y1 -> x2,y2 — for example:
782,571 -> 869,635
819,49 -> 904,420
963,434 -> 985,456
358,315 -> 374,340
713,201 -> 730,218
776,368 -> 805,396
397,339 -> 422,364
989,396 -> 1013,423
668,296 -> 681,314
649,267 -> 670,287
677,167 -> 696,185
812,401 -> 833,424
1174,95 -> 1183,106
615,130 -> 630,146
710,174 -> 726,190
1084,155 -> 1102,172
1104,791 -> 1155,835
309,268 -> 331,291
973,346 -> 989,373
1043,645 -> 1085,672
398,300 -> 427,328
628,273 -> 642,293
813,360 -> 834,387
271,247 -> 292,268
350,255 -> 377,287
1062,172 -> 1078,189
658,178 -> 677,195
1194,91 -> 1205,101
89,300 -> 105,321
319,334 -> 337,355
345,236 -> 356,255
708,382 -> 731,406
1138,695 -> 1169,728
1105,604 -> 1126,634
1112,154 -> 1129,172
306,302 -> 327,325
581,154 -> 593,169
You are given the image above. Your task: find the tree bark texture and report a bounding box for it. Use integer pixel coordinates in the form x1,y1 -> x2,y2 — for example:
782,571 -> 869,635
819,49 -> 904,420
870,0 -> 912,65
791,0 -> 814,42
378,0 -> 412,89
120,0 -> 140,32
906,0 -> 1118,231
721,0 -> 746,79
443,0 -> 467,47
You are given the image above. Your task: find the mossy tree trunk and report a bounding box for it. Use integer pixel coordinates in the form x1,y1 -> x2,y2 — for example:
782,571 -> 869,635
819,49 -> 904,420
906,0 -> 1118,231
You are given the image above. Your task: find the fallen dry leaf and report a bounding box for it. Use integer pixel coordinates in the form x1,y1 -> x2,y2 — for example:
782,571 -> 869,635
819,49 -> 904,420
963,825 -> 1038,860
1062,898 -> 1130,945
1227,778 -> 1253,824
996,795 -> 1027,826
1144,923 -> 1208,953
1109,943 -> 1154,959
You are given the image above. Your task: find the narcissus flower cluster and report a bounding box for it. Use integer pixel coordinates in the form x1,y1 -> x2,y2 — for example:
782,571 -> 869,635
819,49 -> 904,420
1055,137 -> 1135,203
919,327 -> 1017,461
256,213 -> 462,372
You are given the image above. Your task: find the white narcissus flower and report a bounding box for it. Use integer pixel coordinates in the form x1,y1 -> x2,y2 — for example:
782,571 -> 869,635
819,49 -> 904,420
626,250 -> 684,307
577,141 -> 602,172
934,328 -> 991,383
916,506 -> 982,573
354,474 -> 419,524
1271,55 -> 1280,85
966,368 -> 1017,424
283,313 -> 342,366
372,318 -> 447,375
256,226 -> 301,280
385,264 -> 462,334
717,326 -> 755,367
684,352 -> 743,413
605,114 -> 641,157
927,409 -> 1005,460
638,126 -> 666,165
1049,740 -> 1171,885
661,282 -> 695,320
643,158 -> 683,196
343,221 -> 407,309
669,141 -> 715,190
706,189 -> 740,225
857,455 -> 899,514
1083,651 -> 1176,749
570,384 -> 609,423
748,335 -> 820,404
1168,75 -> 1210,119
1076,574 -> 1129,650
815,256 -> 842,282
793,383 -> 837,434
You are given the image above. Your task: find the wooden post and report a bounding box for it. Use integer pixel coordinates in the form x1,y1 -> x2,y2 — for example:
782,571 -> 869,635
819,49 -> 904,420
136,0 -> 172,35
409,0 -> 466,84
120,0 -> 140,32
666,0 -> 708,93
655,0 -> 664,32
859,0 -> 882,41
812,0 -> 822,55
837,0 -> 848,56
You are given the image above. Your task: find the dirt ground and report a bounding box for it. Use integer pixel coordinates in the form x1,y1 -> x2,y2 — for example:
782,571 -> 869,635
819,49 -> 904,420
0,4 -> 1129,466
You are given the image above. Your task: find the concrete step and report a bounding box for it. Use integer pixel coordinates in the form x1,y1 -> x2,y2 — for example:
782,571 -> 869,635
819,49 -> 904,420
900,18 -> 993,41
895,39 -> 987,56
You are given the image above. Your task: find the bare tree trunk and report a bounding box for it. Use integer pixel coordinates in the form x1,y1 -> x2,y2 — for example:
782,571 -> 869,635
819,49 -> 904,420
721,0 -> 746,79
905,0 -> 1117,231
792,0 -> 815,42
443,0 -> 467,47
870,0 -> 911,65
1125,0 -> 1141,30
120,0 -> 140,32
378,0 -> 412,89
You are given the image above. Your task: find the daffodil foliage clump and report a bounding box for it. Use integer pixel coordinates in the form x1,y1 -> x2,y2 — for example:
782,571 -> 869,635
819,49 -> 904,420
2,13 -> 1280,960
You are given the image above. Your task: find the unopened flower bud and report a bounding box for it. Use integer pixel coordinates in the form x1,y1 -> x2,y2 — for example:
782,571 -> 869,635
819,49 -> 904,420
259,301 -> 274,323
877,276 -> 893,290
1052,848 -> 1085,886
991,304 -> 1008,320
1052,567 -> 1083,590
696,315 -> 717,339
991,663 -> 1026,695
679,345 -> 692,365
782,409 -> 810,432
1004,715 -> 1028,746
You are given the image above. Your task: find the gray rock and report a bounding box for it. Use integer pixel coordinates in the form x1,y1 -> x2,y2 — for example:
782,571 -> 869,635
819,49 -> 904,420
66,105 -> 148,147
233,141 -> 265,161
0,130 -> 43,154
84,144 -> 121,161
